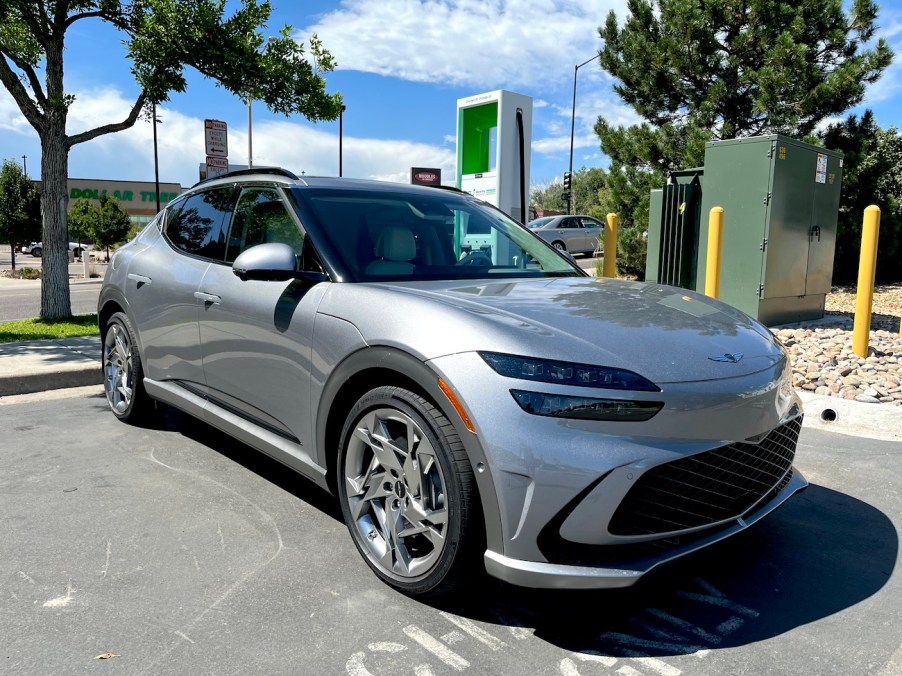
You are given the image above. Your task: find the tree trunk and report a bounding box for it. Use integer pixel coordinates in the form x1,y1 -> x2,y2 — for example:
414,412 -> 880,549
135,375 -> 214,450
10,245 -> 16,272
39,122 -> 72,319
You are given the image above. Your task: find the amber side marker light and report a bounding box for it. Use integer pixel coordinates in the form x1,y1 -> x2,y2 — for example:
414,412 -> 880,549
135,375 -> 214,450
438,378 -> 476,434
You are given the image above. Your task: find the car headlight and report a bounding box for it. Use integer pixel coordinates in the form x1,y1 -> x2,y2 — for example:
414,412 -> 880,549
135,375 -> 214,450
510,390 -> 663,421
479,352 -> 660,392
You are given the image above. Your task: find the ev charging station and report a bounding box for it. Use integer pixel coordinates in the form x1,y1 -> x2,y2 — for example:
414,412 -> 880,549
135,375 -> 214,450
455,90 -> 533,262
456,90 -> 532,222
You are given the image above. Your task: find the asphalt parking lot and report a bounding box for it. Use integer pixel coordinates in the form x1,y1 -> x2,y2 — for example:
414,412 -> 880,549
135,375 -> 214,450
1,387 -> 900,675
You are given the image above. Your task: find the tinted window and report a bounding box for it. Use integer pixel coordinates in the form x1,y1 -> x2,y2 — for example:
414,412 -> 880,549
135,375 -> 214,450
225,188 -> 305,263
165,188 -> 236,259
560,218 -> 578,229
580,217 -> 602,229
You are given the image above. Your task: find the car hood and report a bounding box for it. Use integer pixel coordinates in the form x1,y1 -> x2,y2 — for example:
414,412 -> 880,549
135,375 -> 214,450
328,277 -> 784,384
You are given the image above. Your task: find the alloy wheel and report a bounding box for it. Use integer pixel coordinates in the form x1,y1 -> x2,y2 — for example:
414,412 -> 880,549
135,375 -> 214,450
103,322 -> 134,414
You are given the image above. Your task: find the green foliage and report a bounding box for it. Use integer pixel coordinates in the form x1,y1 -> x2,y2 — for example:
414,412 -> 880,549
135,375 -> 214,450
820,112 -> 902,284
595,0 -> 894,280
68,196 -> 132,253
0,1 -> 342,319
0,159 -> 41,268
0,314 -> 99,343
530,167 -> 608,217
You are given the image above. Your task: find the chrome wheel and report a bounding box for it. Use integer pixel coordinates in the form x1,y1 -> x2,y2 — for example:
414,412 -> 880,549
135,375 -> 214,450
104,321 -> 134,414
553,241 -> 566,251
343,406 -> 449,579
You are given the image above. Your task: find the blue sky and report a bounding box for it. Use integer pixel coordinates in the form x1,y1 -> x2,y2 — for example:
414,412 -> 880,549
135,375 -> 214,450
2,0 -> 901,191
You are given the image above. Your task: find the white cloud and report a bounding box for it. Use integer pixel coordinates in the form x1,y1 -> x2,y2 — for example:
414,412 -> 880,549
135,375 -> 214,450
297,0 -> 627,89
1,87 -> 456,187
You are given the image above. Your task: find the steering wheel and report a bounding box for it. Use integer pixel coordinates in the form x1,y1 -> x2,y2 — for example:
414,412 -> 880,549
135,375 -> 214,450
457,251 -> 493,266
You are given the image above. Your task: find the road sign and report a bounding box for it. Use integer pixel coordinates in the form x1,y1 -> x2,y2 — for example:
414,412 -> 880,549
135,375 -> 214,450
204,119 -> 228,157
205,156 -> 229,179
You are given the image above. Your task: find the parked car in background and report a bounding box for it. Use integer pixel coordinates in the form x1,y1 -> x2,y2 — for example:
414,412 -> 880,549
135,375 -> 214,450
98,168 -> 805,597
528,215 -> 603,255
21,241 -> 90,258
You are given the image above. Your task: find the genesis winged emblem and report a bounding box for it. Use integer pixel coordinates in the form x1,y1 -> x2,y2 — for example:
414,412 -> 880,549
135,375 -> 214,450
708,352 -> 744,363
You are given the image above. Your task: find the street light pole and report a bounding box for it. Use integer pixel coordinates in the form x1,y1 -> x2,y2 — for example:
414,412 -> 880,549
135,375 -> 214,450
568,52 -> 602,215
21,155 -> 26,177
339,105 -> 346,177
247,96 -> 253,168
152,103 -> 161,212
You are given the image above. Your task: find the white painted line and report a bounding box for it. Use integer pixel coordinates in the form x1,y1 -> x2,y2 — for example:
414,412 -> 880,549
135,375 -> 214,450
631,657 -> 682,676
716,617 -> 744,635
403,625 -> 470,671
645,608 -> 722,644
601,632 -> 703,655
346,651 -> 375,676
693,577 -> 725,598
616,666 -> 644,676
101,539 -> 112,578
439,611 -> 507,651
574,651 -> 618,667
42,578 -> 75,608
559,658 -> 581,676
368,642 -> 407,653
414,665 -> 435,676
441,631 -> 465,644
174,631 -> 194,644
676,591 -> 759,618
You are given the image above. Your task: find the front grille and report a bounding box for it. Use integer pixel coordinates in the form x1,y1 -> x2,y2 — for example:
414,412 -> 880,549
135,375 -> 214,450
608,416 -> 802,536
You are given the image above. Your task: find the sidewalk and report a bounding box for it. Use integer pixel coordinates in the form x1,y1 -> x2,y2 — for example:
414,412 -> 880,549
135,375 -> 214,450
0,333 -> 899,440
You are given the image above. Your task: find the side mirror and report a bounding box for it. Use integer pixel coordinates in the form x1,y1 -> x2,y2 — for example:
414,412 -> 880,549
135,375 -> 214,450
232,243 -> 327,284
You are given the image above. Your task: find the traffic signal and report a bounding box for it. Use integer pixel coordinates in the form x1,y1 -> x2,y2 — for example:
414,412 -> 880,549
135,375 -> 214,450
561,190 -> 571,203
563,171 -> 572,191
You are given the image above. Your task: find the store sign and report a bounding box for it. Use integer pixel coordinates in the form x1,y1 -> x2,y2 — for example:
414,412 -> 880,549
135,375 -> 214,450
411,167 -> 442,186
205,119 -> 228,157
69,187 -> 180,204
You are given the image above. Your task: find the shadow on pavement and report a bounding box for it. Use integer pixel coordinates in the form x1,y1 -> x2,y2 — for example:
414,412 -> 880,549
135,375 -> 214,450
427,484 -> 897,658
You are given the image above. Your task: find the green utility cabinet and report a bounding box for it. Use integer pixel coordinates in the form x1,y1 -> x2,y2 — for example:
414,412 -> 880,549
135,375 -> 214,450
697,135 -> 843,325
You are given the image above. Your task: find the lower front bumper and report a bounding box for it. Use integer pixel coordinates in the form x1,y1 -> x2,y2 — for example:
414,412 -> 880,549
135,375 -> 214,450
483,468 -> 808,589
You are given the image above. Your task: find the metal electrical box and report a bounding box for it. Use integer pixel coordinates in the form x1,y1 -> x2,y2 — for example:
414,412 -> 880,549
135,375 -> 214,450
697,135 -> 843,325
647,134 -> 843,326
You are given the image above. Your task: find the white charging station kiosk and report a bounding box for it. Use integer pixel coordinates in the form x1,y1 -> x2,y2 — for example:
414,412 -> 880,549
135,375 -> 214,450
456,90 -> 533,223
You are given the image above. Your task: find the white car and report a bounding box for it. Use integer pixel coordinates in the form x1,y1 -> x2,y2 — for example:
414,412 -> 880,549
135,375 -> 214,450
21,241 -> 89,258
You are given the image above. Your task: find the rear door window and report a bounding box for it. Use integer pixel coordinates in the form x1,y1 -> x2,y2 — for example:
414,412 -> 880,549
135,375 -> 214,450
164,187 -> 237,260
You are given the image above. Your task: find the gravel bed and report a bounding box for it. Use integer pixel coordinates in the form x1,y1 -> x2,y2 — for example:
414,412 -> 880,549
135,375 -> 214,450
774,283 -> 902,406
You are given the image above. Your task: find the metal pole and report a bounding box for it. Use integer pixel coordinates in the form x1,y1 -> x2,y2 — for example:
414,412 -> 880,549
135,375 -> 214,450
567,53 -> 601,216
152,103 -> 161,213
21,155 -> 26,176
705,207 -> 724,299
339,105 -> 345,177
247,97 -> 253,168
568,65 -> 577,215
853,205 -> 881,358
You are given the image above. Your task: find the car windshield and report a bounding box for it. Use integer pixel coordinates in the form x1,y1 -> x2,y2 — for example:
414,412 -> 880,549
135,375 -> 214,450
527,217 -> 555,229
292,187 -> 582,283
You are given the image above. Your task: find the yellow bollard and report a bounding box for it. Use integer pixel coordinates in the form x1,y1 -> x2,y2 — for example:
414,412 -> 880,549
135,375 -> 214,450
852,205 -> 881,358
603,213 -> 618,278
705,207 -> 724,299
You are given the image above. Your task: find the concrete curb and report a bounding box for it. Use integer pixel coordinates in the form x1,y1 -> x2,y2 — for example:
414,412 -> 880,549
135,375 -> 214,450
0,364 -> 102,396
797,391 -> 902,442
0,337 -> 101,397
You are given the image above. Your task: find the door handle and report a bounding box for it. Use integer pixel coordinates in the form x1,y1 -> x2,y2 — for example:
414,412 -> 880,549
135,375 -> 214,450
127,273 -> 152,287
193,291 -> 221,305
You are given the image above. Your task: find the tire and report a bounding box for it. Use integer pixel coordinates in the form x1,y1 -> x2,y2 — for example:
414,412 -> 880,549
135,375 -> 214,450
552,240 -> 566,252
337,386 -> 481,596
102,312 -> 152,423
31,247 -> 42,257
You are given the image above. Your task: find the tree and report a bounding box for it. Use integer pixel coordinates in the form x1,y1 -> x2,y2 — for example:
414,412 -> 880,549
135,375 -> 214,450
594,0 -> 893,278
820,112 -> 902,284
68,195 -> 131,260
0,1 -> 342,319
0,159 -> 41,271
530,167 -> 608,218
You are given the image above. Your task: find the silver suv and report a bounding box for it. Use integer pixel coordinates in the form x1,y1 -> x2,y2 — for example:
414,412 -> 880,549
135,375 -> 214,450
99,168 -> 805,596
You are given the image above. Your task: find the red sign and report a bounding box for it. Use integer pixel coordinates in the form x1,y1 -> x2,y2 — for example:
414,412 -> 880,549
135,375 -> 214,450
411,167 -> 442,186
204,119 -> 228,157
205,156 -> 229,179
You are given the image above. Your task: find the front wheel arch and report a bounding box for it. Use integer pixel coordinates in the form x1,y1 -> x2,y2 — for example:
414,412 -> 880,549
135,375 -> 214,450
316,347 -> 502,556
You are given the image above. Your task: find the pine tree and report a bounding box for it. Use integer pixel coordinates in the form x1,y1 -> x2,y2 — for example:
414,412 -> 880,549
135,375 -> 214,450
595,0 -> 893,277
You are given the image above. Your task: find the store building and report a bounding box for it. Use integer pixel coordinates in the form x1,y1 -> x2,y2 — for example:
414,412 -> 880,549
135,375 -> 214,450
65,178 -> 185,229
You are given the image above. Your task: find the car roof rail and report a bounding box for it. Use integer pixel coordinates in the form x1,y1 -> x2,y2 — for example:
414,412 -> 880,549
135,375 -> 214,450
428,184 -> 469,195
191,166 -> 300,188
